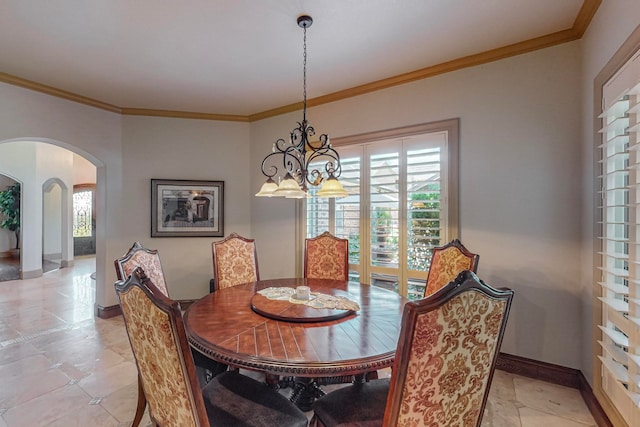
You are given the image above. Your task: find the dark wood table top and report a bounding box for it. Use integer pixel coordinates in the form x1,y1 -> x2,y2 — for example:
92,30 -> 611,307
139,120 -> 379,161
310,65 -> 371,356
184,278 -> 407,378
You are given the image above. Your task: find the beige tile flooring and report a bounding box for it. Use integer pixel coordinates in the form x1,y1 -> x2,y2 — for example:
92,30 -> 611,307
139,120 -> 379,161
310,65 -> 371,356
0,257 -> 597,426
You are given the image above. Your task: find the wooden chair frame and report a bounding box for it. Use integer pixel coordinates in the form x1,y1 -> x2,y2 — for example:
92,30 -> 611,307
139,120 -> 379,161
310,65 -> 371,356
385,270 -> 512,426
115,267 -> 211,426
310,270 -> 513,427
114,242 -> 167,427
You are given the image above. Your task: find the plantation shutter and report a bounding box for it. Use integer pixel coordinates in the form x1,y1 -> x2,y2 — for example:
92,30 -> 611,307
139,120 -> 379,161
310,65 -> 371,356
306,153 -> 362,279
406,143 -> 444,298
598,48 -> 640,426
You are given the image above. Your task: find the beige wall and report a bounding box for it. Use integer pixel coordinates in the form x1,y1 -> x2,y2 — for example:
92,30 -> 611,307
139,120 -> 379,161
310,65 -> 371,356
251,42 -> 584,369
120,116 -> 251,300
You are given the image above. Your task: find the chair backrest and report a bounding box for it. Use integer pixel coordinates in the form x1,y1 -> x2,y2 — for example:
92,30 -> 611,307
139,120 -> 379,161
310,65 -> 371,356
114,241 -> 169,297
384,270 -> 513,427
115,267 -> 210,427
304,231 -> 349,281
424,238 -> 479,297
211,232 -> 259,290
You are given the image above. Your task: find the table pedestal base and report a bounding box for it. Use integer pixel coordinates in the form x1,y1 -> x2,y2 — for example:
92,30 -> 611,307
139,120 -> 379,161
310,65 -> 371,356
289,378 -> 325,412
265,373 -> 376,412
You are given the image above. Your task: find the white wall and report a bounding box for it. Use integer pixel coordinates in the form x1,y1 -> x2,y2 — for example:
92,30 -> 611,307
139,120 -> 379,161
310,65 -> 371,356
73,153 -> 96,185
580,2 -> 640,386
43,182 -> 62,258
251,42 -> 584,369
121,116 -> 251,300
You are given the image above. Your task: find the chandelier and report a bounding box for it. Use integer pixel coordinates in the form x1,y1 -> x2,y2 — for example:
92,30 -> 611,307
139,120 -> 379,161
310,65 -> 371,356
255,15 -> 348,199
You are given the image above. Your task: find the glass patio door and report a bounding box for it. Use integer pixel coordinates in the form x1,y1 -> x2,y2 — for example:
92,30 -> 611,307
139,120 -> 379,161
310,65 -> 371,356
305,131 -> 448,298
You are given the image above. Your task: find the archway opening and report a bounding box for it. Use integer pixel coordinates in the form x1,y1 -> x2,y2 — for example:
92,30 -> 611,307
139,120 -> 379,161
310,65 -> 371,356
0,139 -> 100,282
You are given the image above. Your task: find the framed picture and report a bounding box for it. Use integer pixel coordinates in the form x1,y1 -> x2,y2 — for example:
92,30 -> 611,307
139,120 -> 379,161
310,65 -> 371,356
151,179 -> 224,237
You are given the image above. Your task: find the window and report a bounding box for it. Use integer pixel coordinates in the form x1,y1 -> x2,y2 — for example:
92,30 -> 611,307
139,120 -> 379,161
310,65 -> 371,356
302,120 -> 459,299
72,184 -> 96,256
597,46 -> 640,425
72,189 -> 93,237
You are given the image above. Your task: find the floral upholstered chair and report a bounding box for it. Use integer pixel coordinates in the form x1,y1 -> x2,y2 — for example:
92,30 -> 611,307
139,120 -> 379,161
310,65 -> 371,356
304,231 -> 349,281
115,268 -> 308,427
115,241 -> 227,427
114,241 -> 169,296
211,232 -> 259,291
311,270 -> 513,427
424,238 -> 479,297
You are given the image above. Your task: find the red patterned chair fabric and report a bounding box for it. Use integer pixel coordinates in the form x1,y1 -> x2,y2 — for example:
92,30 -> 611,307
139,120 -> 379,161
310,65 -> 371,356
424,238 -> 479,297
212,233 -> 259,290
311,270 -> 513,427
115,268 -> 308,427
304,231 -> 349,281
115,241 -> 227,427
116,268 -> 206,426
114,241 -> 169,297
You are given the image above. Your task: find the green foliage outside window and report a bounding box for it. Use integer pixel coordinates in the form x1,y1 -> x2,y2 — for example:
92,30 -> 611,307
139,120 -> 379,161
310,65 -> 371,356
408,190 -> 440,271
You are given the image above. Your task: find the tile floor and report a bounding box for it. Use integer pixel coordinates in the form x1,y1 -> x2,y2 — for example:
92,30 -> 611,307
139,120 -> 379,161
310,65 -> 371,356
0,257 -> 598,426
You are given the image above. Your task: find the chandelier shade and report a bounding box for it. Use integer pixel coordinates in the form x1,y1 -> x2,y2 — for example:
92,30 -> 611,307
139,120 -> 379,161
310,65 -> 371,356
256,15 -> 346,199
316,175 -> 349,198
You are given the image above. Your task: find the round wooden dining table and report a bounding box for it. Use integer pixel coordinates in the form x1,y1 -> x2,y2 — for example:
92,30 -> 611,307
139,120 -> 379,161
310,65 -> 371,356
184,278 -> 407,380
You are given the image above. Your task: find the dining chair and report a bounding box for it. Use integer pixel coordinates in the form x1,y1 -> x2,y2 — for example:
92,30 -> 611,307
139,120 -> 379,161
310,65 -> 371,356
423,238 -> 479,297
303,232 -> 378,387
114,241 -> 169,296
304,231 -> 349,281
311,270 -> 513,427
115,241 -> 227,427
115,267 -> 309,427
211,232 -> 260,291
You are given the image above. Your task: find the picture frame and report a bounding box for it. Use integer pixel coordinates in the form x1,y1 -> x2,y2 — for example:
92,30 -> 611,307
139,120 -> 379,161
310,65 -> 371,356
151,179 -> 224,237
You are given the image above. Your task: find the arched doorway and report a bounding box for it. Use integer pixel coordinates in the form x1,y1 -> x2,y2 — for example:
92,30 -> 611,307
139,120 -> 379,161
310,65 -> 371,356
0,139 -> 101,280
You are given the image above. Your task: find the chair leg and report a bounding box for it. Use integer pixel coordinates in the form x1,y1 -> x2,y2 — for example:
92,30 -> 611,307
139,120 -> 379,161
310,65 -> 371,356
309,414 -> 325,427
131,375 -> 146,427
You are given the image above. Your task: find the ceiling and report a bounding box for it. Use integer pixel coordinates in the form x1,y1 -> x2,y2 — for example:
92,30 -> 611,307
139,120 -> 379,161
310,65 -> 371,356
0,1 -> 598,120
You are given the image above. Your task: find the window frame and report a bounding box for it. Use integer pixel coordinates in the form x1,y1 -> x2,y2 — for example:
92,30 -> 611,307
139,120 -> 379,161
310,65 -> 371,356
593,25 -> 640,427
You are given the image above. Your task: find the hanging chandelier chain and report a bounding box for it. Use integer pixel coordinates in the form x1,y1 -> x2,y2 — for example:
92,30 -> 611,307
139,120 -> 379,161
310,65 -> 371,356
302,24 -> 307,122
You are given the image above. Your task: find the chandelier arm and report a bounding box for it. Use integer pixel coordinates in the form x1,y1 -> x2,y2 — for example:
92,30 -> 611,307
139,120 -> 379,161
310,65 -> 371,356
273,137 -> 292,152
259,152 -> 282,178
317,133 -> 331,148
305,147 -> 341,164
283,146 -> 305,176
307,168 -> 323,186
325,161 -> 342,178
291,123 -> 310,150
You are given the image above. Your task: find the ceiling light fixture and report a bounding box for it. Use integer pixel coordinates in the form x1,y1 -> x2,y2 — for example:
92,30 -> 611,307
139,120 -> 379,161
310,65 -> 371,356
256,15 -> 347,199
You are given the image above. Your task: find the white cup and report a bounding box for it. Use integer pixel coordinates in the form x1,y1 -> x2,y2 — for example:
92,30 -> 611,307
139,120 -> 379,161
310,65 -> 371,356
296,285 -> 310,300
